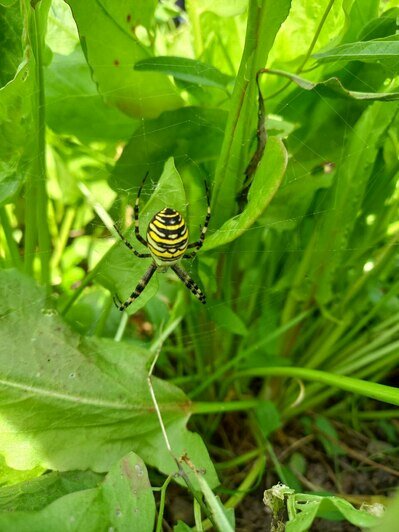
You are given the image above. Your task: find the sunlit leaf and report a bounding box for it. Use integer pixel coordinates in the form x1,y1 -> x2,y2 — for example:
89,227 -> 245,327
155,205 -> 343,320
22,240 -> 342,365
65,0 -> 182,119
0,269 -> 218,489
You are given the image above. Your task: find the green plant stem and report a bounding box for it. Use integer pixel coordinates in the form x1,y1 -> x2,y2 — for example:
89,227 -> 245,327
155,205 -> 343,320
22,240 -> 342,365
31,6 -> 51,290
50,207 -> 75,270
266,0 -> 336,100
155,474 -> 173,532
216,448 -> 260,471
0,207 -> 22,268
225,455 -> 266,509
212,0 -> 275,226
189,310 -> 309,399
191,399 -> 260,415
234,367 -> 399,407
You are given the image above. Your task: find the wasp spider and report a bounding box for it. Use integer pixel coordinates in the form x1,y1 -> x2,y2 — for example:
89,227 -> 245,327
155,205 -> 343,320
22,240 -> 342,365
113,173 -> 210,310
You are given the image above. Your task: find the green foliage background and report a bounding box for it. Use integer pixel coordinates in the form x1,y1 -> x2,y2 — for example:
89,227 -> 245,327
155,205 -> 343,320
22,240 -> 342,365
0,0 -> 398,529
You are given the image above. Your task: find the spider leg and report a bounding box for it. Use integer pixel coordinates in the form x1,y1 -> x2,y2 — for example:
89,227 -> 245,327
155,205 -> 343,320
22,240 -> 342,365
134,172 -> 150,248
172,264 -> 206,304
113,263 -> 157,311
113,223 -> 151,258
185,180 -> 211,258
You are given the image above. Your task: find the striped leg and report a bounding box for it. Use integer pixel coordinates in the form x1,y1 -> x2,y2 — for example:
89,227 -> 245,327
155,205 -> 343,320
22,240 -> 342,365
172,265 -> 206,304
134,172 -> 150,248
113,263 -> 157,311
184,180 -> 211,259
113,223 -> 151,258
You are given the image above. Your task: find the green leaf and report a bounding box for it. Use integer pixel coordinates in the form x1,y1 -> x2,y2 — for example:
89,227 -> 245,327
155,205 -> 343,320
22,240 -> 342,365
255,400 -> 281,439
45,48 -> 136,142
111,106 -> 226,193
0,471 -> 103,512
135,56 -> 233,90
99,0 -> 158,30
269,0 -> 347,66
0,452 -> 156,532
265,68 -> 399,101
314,38 -> 399,74
237,367 -> 399,407
197,475 -> 234,532
46,0 -> 79,55
212,0 -> 292,227
97,158 -> 187,314
65,0 -> 182,119
0,1 -> 34,206
0,455 -> 44,489
358,8 -> 399,41
0,62 -> 33,205
314,415 -> 344,458
204,136 -> 287,251
371,489 -> 399,532
0,269 -> 218,489
196,0 -> 247,17
208,302 -> 248,336
0,2 -> 23,87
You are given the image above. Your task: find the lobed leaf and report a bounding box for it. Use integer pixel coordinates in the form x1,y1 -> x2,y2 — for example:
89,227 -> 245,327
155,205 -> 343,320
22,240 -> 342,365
0,268 -> 218,488
0,453 -> 156,532
65,0 -> 182,119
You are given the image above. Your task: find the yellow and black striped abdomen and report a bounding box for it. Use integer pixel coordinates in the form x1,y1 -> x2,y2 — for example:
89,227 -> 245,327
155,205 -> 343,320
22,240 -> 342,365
147,208 -> 188,264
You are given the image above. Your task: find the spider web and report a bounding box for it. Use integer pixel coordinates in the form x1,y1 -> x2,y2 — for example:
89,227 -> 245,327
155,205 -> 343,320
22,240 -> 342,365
2,0 -> 398,368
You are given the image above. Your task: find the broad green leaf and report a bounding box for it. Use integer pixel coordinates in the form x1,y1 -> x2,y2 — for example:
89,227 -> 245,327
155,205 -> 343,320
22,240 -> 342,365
0,2 -> 23,87
135,56 -> 233,90
314,38 -> 399,74
269,0 -> 347,66
0,269 -> 218,488
265,68 -> 399,101
111,106 -> 226,193
0,455 -> 44,488
255,400 -> 281,439
204,137 -> 287,251
97,158 -> 187,314
66,0 -> 183,119
45,48 -> 136,142
0,2 -> 33,205
371,489 -> 399,532
208,301 -> 248,336
46,0 -> 79,55
0,453 -> 156,532
0,62 -> 33,205
99,0 -> 158,30
194,0 -> 247,17
0,471 -> 103,512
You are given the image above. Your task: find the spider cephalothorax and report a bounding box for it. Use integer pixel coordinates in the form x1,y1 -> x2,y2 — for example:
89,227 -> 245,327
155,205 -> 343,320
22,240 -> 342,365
113,173 -> 210,310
